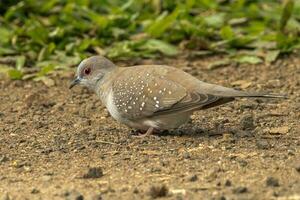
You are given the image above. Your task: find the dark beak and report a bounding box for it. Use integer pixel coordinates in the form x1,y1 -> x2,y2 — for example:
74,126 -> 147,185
69,77 -> 81,89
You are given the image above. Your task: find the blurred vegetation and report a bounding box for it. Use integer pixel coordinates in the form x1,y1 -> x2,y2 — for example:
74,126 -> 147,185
0,0 -> 299,80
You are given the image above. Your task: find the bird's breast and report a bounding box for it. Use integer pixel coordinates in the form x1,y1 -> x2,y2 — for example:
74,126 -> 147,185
105,90 -> 126,123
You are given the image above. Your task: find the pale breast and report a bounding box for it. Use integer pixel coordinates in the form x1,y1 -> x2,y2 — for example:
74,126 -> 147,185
105,89 -> 125,123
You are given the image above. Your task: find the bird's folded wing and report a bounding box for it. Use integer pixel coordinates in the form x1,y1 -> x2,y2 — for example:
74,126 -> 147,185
112,66 -> 231,119
152,92 -> 234,116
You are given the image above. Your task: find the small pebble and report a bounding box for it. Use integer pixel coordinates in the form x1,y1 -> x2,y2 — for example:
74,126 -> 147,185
133,188 -> 139,194
149,185 -> 168,198
31,188 -> 40,194
225,180 -> 232,187
256,140 -> 270,150
64,190 -> 84,200
0,155 -> 8,163
268,126 -> 289,135
187,174 -> 198,182
182,152 -> 191,159
89,194 -> 102,200
42,175 -> 52,182
237,159 -> 248,167
217,196 -> 226,200
266,177 -> 279,187
233,186 -> 248,194
82,167 -> 103,179
240,115 -> 255,130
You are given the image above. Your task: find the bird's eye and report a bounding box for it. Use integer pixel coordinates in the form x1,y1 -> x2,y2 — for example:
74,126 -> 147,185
84,68 -> 91,75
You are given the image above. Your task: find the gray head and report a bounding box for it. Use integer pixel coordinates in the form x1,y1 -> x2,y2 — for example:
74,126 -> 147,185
69,55 -> 116,90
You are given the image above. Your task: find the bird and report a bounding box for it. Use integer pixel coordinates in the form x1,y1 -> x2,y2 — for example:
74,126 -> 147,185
69,55 -> 285,136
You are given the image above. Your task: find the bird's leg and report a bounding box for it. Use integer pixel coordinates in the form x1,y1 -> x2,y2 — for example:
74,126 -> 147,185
132,127 -> 155,138
144,127 -> 154,136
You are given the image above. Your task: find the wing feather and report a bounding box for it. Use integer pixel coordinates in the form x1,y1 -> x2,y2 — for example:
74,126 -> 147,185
112,65 -> 234,120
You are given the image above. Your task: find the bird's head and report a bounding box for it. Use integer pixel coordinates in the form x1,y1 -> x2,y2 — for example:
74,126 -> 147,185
69,55 -> 116,91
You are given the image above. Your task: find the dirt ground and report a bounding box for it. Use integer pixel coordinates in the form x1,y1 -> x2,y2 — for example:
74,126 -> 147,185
0,54 -> 299,200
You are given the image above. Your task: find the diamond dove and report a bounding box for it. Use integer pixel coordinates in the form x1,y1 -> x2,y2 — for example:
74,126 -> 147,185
70,56 -> 285,136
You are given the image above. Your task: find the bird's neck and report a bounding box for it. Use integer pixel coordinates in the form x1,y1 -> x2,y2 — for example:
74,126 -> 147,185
95,67 -> 125,105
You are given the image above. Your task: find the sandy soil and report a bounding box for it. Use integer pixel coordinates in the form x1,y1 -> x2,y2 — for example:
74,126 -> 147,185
0,55 -> 299,200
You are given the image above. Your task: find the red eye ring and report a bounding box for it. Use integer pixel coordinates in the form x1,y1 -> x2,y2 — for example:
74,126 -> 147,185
84,68 -> 91,75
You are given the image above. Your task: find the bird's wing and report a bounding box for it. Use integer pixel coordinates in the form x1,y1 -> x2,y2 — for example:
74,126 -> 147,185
152,92 -> 234,116
112,65 -> 231,119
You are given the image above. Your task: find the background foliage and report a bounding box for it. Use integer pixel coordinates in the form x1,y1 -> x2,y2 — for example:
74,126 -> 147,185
0,0 -> 299,80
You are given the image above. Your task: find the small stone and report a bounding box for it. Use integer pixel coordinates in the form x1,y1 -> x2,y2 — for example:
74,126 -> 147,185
89,194 -> 102,200
240,115 -> 255,130
31,188 -> 40,194
206,168 -> 220,182
149,185 -> 168,198
256,140 -> 270,150
232,186 -> 248,194
42,175 -> 52,182
237,159 -> 248,167
295,165 -> 300,173
133,188 -> 139,194
287,149 -> 294,156
40,77 -> 55,87
224,180 -> 232,187
187,174 -> 198,182
231,80 -> 252,89
170,189 -> 186,196
64,190 -> 84,200
217,196 -> 226,200
234,130 -> 253,138
182,152 -> 191,159
82,167 -> 103,179
0,155 -> 8,163
240,103 -> 257,110
150,167 -> 161,172
222,133 -> 235,142
266,177 -> 279,187
268,126 -> 289,135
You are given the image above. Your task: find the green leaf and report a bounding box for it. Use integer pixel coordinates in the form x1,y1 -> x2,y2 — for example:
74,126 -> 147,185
220,25 -> 234,40
16,56 -> 26,70
38,43 -> 56,61
276,32 -> 298,51
265,50 -> 280,63
26,20 -> 49,45
186,0 -> 196,9
204,13 -> 225,28
234,55 -> 263,64
86,10 -> 109,29
141,39 -> 178,56
106,41 -> 139,59
8,69 -> 23,80
0,47 -> 15,55
0,27 -> 11,44
38,65 -> 56,76
146,5 -> 183,37
280,0 -> 294,32
0,65 -> 11,74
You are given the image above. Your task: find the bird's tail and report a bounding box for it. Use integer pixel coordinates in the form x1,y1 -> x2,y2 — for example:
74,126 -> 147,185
233,91 -> 288,99
201,92 -> 287,110
198,82 -> 288,99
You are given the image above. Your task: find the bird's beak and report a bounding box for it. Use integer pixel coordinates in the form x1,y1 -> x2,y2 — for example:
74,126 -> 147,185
69,77 -> 81,89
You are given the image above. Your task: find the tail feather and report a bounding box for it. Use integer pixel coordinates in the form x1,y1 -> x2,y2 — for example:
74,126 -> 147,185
198,82 -> 288,99
233,91 -> 288,99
